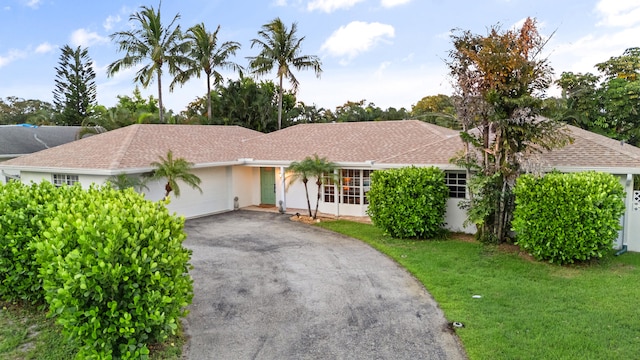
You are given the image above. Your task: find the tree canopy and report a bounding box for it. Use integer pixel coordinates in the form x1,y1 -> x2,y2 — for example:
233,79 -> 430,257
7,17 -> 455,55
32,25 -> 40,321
52,45 -> 96,126
448,17 -> 570,243
555,47 -> 640,146
249,18 -> 322,130
107,4 -> 188,123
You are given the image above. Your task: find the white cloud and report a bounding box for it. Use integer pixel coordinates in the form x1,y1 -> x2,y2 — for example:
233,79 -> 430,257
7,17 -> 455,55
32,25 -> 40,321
23,0 -> 41,9
307,0 -> 364,13
595,0 -> 640,27
103,15 -> 121,31
35,42 -> 54,54
381,0 -> 411,8
548,25 -> 640,79
0,49 -> 27,68
273,0 -> 288,6
374,61 -> 392,77
321,21 -> 395,62
70,28 -> 109,47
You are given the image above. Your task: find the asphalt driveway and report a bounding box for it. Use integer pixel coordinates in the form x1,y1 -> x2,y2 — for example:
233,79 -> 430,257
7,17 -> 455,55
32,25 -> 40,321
182,210 -> 466,360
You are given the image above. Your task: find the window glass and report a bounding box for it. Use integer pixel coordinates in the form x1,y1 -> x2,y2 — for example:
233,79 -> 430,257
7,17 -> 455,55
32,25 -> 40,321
445,172 -> 466,198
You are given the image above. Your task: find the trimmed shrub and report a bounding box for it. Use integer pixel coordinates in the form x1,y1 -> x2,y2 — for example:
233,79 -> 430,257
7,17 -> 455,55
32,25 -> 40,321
512,172 -> 625,264
0,181 -> 57,303
34,184 -> 193,359
366,166 -> 449,239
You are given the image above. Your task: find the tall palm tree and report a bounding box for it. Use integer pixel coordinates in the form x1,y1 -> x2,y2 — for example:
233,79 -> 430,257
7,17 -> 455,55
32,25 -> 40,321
288,154 -> 336,219
107,4 -> 188,123
248,18 -> 322,130
173,23 -> 242,122
150,150 -> 202,198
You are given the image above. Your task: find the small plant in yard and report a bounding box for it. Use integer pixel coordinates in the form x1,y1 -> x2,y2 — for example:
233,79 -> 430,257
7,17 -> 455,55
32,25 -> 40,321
287,154 -> 336,219
512,171 -> 625,264
366,166 -> 448,239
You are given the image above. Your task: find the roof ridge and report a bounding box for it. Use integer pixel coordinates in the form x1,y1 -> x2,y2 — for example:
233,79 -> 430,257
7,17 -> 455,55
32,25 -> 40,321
108,125 -> 141,170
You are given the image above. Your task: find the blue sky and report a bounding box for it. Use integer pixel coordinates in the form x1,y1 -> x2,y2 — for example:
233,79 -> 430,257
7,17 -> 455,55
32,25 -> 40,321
1,0 -> 639,113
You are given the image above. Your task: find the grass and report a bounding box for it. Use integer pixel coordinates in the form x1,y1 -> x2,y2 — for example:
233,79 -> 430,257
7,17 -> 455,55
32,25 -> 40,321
317,220 -> 640,360
0,302 -> 185,360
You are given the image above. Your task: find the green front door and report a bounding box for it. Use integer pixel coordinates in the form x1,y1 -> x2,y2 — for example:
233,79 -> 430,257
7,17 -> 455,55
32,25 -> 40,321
260,167 -> 276,205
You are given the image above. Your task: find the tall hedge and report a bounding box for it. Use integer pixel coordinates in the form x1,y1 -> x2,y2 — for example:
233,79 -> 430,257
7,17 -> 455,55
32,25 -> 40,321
34,184 -> 193,359
512,172 -> 625,264
0,181 -> 56,303
366,166 -> 449,239
0,181 -> 193,359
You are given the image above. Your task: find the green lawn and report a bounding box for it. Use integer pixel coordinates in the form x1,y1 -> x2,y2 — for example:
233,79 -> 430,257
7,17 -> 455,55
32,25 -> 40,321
0,302 -> 184,360
317,220 -> 640,360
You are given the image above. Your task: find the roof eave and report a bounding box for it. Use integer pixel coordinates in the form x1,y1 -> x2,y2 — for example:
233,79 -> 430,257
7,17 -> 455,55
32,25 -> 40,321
546,166 -> 640,175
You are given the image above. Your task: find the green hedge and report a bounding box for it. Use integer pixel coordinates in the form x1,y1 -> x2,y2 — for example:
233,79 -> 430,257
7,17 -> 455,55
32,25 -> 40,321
366,166 -> 449,239
0,181 -> 57,303
0,182 -> 193,359
512,172 -> 625,264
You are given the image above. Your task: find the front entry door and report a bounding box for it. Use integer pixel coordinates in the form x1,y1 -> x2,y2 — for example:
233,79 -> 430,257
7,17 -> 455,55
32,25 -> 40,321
260,167 -> 276,205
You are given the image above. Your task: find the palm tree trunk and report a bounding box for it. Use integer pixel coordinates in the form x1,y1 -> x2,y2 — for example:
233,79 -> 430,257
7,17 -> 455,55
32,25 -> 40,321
277,74 -> 283,130
313,181 -> 322,219
157,68 -> 164,123
206,75 -> 212,123
303,179 -> 312,217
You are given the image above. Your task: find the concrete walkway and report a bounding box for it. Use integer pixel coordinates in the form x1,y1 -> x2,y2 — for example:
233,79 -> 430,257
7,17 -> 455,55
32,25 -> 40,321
182,210 -> 466,359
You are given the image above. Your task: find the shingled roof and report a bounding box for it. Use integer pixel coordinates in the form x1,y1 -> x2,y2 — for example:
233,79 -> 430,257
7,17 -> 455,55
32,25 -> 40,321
539,125 -> 640,171
1,124 -> 263,172
0,125 -> 82,159
2,121 -> 640,174
242,120 -> 462,166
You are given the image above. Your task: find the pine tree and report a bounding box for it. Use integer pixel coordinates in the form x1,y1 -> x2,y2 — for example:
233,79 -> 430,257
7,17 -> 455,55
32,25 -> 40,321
53,45 -> 97,126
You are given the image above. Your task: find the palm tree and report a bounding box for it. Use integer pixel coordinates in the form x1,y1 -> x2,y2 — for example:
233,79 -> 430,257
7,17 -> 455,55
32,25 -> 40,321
107,173 -> 149,192
288,154 -> 336,219
173,23 -> 242,122
150,150 -> 202,198
248,18 -> 322,130
107,4 -> 188,123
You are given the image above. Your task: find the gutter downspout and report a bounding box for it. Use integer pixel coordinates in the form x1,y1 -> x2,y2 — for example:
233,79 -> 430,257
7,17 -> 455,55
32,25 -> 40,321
616,174 -> 632,256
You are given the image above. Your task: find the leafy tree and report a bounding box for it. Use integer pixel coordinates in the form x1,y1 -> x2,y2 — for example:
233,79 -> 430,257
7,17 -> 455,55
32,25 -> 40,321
0,97 -> 56,125
555,48 -> 640,146
555,71 -> 601,130
289,102 -> 335,124
77,88 -> 161,138
448,17 -> 570,243
150,150 -> 202,197
107,4 -> 188,123
173,23 -> 242,122
249,17 -> 322,130
411,94 -> 459,129
333,100 -> 409,122
52,45 -> 96,126
596,47 -> 640,81
288,154 -> 336,219
181,76 -> 293,131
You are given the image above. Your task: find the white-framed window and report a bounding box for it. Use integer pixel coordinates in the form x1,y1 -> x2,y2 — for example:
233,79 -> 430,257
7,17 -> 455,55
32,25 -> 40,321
322,169 -> 373,205
445,172 -> 467,198
52,174 -> 79,187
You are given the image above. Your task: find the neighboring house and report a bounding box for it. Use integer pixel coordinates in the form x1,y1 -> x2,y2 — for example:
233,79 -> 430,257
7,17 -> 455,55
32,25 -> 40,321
0,124 -> 85,182
1,120 -> 639,252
